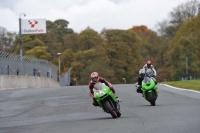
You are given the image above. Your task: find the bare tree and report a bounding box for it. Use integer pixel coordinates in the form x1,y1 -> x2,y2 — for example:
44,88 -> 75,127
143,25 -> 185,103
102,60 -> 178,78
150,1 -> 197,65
156,0 -> 200,38
0,26 -> 16,51
169,0 -> 200,27
0,27 -> 7,46
198,3 -> 200,14
156,20 -> 169,36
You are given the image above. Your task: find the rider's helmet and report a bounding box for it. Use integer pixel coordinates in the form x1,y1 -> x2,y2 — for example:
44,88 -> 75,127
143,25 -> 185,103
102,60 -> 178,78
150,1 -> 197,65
139,69 -> 145,78
146,60 -> 152,68
90,72 -> 99,83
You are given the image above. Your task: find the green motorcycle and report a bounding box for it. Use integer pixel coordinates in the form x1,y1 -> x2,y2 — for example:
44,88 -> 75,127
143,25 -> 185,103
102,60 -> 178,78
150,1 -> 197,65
141,70 -> 158,106
93,82 -> 121,118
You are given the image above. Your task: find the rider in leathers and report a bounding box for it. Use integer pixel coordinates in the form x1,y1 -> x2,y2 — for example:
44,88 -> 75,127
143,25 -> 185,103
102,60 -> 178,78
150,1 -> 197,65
88,72 -> 120,106
136,60 -> 157,93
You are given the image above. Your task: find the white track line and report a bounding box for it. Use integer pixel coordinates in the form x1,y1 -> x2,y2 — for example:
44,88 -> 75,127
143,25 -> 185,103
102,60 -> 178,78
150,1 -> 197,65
160,84 -> 200,94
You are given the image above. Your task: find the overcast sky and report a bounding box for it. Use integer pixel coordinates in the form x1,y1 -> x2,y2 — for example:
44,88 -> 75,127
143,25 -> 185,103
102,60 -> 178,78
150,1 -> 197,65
0,0 -> 190,33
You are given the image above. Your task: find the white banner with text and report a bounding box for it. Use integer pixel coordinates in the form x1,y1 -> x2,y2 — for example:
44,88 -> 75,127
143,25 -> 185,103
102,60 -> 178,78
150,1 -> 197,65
21,19 -> 46,34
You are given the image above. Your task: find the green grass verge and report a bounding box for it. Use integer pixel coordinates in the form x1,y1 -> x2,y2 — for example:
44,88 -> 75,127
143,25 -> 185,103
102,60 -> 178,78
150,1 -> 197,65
160,80 -> 200,92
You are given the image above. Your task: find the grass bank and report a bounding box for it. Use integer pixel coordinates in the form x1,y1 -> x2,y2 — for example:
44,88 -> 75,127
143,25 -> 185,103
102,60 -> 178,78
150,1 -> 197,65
161,80 -> 200,92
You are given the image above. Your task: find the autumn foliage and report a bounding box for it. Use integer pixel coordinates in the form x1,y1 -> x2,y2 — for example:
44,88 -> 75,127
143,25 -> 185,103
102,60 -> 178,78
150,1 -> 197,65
131,25 -> 148,35
3,0 -> 200,85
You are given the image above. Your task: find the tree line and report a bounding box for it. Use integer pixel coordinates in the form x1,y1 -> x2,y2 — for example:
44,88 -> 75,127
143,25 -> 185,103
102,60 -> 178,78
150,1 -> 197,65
1,0 -> 200,85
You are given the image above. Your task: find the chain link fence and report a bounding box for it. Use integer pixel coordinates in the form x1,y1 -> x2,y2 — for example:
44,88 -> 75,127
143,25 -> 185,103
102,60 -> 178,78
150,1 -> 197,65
0,51 -> 58,81
59,67 -> 72,86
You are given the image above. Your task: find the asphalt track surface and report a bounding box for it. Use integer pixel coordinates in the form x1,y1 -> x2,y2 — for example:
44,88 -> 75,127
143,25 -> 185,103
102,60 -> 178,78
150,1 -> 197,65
0,84 -> 200,133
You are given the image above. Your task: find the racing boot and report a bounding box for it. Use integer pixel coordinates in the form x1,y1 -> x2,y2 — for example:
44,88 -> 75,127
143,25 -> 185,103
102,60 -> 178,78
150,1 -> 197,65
92,98 -> 99,106
102,108 -> 106,112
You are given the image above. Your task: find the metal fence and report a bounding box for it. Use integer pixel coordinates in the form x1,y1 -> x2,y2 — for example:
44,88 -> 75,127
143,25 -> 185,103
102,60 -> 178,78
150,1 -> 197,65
0,51 -> 58,81
60,67 -> 72,86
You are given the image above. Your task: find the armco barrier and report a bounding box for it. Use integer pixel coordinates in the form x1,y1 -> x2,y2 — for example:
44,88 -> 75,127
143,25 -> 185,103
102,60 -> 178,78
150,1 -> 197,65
0,75 -> 60,90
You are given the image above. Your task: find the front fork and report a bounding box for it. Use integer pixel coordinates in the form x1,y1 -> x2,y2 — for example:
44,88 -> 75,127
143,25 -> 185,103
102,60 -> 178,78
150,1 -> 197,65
143,89 -> 158,99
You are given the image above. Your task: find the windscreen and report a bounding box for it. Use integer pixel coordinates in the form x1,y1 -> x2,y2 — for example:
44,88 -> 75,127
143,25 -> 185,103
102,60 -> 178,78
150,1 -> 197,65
93,82 -> 103,90
143,76 -> 151,84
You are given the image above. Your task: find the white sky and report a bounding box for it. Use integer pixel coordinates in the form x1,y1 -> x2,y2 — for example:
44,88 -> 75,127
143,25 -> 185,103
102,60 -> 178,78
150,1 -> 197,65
0,0 -> 190,33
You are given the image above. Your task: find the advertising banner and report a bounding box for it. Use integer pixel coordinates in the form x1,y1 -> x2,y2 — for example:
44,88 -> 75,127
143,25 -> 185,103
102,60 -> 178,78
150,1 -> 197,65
21,19 -> 46,34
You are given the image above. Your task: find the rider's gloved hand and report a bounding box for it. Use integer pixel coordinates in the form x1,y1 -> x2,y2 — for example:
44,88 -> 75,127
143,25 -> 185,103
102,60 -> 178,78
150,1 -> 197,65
110,87 -> 115,94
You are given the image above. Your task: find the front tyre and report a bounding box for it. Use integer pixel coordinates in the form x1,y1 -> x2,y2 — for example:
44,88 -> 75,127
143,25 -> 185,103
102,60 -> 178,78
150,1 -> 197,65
116,102 -> 121,117
116,110 -> 121,117
148,92 -> 156,106
150,100 -> 155,106
104,101 -> 117,118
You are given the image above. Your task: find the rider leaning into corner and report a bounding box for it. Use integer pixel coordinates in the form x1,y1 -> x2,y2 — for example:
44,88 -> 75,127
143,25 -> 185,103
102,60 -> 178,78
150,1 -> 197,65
88,72 -> 121,106
136,60 -> 157,94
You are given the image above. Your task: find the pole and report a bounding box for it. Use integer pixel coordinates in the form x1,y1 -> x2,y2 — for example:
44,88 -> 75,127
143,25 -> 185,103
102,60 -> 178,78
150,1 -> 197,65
19,17 -> 23,75
19,13 -> 26,75
57,53 -> 61,82
58,56 -> 60,74
50,67 -> 51,78
19,18 -> 22,62
58,56 -> 60,82
123,78 -> 126,84
186,56 -> 188,75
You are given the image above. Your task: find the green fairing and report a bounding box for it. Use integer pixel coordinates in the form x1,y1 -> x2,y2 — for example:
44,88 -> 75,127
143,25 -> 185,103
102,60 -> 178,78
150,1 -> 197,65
142,79 -> 158,100
93,83 -> 117,107
142,79 -> 155,90
92,82 -> 121,118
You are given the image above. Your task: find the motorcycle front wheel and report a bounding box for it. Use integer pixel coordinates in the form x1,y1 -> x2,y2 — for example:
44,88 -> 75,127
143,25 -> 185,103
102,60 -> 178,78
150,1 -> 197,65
116,102 -> 121,117
148,92 -> 156,106
104,101 -> 117,118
